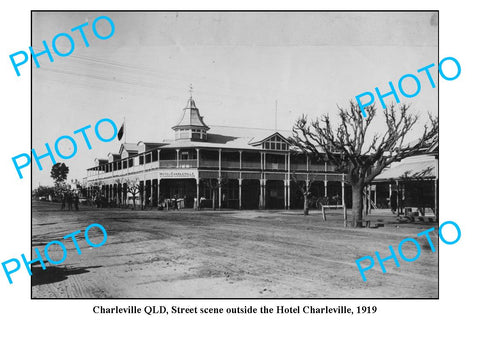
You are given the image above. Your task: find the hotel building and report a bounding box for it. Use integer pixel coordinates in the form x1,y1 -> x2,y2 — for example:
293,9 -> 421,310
84,95 -> 348,209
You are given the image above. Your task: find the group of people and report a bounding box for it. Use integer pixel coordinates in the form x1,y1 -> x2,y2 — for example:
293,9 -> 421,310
158,195 -> 185,210
167,195 -> 180,210
60,192 -> 80,211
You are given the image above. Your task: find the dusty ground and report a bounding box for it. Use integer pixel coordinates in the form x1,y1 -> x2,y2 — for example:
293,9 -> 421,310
31,201 -> 438,298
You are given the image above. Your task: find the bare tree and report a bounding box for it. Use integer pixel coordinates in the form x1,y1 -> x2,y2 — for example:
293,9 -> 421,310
290,101 -> 438,228
202,177 -> 227,210
114,179 -> 123,206
125,178 -> 141,210
291,172 -> 323,216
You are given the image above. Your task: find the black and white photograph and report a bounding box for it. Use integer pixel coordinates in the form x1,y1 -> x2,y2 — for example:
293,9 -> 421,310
30,11 -> 439,299
4,1 -> 480,338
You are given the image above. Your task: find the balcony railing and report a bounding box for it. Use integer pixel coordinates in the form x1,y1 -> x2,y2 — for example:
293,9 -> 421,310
87,157 -> 338,181
242,161 -> 261,169
265,163 -> 285,170
144,162 -> 159,170
159,160 -> 177,168
200,159 -> 219,168
309,164 -> 324,171
115,168 -> 128,176
309,163 -> 337,172
221,160 -> 240,168
130,165 -> 143,173
178,159 -> 197,168
290,163 -> 308,171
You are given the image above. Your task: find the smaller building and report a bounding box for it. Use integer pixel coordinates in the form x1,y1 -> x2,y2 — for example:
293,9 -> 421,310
372,144 -> 438,217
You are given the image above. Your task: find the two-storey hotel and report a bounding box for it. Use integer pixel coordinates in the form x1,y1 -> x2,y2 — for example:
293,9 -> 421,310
84,95 -> 348,209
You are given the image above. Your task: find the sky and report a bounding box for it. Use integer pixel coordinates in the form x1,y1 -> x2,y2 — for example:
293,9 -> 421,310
32,11 -> 438,187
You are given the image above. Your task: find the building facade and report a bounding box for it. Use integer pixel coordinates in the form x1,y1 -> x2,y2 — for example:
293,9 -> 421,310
84,95 -> 350,210
372,147 -> 438,218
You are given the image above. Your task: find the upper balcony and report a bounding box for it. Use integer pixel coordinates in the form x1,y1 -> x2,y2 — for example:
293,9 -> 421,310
86,148 -> 336,181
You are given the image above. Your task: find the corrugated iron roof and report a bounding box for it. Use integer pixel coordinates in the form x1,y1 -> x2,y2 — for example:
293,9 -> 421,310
159,125 -> 293,150
375,155 -> 437,180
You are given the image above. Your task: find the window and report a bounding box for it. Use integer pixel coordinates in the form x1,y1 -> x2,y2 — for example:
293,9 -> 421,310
123,160 -> 127,169
152,151 -> 158,162
128,159 -> 133,167
146,153 -> 151,163
139,155 -> 144,165
263,137 -> 288,150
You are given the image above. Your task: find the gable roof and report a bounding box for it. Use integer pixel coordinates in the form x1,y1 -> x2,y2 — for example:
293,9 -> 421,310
118,143 -> 139,155
107,153 -> 121,161
94,158 -> 108,165
249,131 -> 291,146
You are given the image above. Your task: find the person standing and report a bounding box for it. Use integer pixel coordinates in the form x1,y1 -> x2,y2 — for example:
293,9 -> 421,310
173,195 -> 178,210
74,194 -> 79,211
67,193 -> 73,210
390,191 -> 398,214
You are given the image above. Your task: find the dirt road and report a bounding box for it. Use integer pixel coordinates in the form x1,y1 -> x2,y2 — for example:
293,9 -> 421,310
31,201 -> 438,298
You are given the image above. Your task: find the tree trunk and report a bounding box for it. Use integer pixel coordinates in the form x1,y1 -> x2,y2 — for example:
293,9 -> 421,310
303,194 -> 308,216
212,190 -> 216,211
351,184 -> 364,228
132,194 -> 136,210
303,193 -> 309,216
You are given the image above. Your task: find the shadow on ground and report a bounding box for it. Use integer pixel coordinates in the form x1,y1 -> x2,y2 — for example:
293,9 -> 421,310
31,265 -> 102,286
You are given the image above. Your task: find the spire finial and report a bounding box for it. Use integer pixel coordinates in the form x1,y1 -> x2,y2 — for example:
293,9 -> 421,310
189,83 -> 193,99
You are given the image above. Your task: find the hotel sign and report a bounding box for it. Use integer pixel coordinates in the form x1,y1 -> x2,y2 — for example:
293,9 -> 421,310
158,169 -> 197,179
